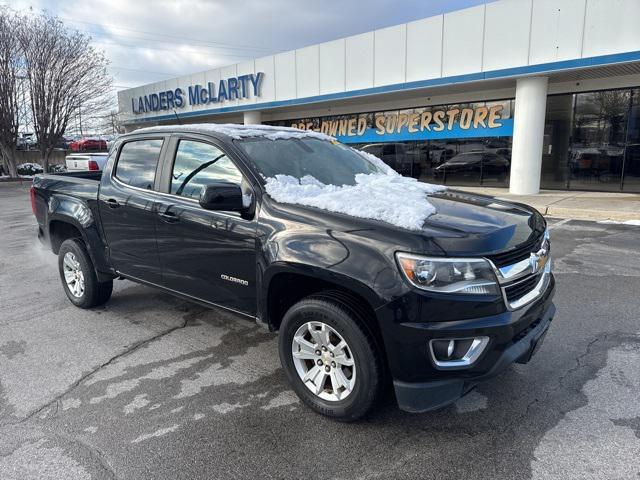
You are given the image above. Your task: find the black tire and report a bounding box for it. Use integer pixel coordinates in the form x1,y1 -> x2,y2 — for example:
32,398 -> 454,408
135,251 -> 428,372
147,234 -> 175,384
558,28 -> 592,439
278,293 -> 382,421
58,238 -> 113,308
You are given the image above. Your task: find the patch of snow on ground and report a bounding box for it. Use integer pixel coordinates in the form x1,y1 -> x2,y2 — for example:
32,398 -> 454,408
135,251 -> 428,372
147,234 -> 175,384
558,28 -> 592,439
261,390 -> 299,410
211,402 -> 249,414
598,219 -> 640,226
265,173 -> 446,231
131,425 -> 179,444
136,123 -> 333,142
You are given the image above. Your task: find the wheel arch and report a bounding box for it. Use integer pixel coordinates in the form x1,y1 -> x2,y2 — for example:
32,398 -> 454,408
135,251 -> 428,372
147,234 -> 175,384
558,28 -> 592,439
47,215 -> 114,282
49,219 -> 83,254
261,266 -> 387,355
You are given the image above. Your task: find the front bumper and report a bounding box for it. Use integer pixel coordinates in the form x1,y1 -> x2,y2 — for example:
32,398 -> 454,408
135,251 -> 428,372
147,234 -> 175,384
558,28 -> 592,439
377,275 -> 556,413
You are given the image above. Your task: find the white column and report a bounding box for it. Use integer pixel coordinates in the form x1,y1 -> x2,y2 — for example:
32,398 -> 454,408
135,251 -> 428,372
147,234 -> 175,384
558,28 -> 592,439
509,77 -> 548,195
243,110 -> 262,125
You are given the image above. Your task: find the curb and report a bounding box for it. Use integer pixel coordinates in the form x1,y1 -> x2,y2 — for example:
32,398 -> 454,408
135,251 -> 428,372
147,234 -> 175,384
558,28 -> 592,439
542,206 -> 640,222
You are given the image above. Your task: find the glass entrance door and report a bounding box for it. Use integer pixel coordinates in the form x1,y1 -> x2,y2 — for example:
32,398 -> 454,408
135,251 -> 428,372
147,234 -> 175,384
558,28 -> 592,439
622,89 -> 640,192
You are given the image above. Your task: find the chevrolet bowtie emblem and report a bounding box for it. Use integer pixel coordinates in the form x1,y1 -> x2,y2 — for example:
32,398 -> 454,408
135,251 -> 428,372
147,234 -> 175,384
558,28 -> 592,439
529,247 -> 548,274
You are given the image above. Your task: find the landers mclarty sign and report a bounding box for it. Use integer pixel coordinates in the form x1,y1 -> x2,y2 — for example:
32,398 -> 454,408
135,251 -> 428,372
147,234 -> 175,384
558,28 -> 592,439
131,72 -> 264,114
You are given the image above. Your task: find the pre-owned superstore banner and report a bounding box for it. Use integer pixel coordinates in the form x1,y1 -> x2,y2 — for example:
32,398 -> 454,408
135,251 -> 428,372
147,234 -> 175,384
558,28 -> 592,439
271,101 -> 513,143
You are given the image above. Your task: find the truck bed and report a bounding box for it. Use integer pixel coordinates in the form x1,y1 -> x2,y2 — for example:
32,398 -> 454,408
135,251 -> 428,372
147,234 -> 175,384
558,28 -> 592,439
32,171 -> 102,211
47,171 -> 103,181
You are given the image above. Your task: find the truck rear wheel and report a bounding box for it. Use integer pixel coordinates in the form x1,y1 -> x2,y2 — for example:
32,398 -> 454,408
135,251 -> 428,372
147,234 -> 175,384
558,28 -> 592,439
58,238 -> 113,308
278,293 -> 382,421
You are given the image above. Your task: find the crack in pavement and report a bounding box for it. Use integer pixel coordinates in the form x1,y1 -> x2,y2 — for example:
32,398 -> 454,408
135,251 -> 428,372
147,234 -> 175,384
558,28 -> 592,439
50,428 -> 119,480
11,317 -> 193,426
524,335 -> 607,418
612,417 -> 640,439
0,425 -> 119,480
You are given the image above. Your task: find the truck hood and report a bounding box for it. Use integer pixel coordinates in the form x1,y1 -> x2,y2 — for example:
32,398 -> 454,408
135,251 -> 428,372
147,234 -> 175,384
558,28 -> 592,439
262,188 -> 546,258
422,190 -> 546,256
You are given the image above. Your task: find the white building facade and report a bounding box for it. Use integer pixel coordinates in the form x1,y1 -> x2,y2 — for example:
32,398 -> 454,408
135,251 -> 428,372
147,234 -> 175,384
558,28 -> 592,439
118,0 -> 640,194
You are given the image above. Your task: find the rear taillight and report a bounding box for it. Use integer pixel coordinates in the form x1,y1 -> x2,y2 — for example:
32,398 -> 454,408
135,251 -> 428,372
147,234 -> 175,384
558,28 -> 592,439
30,185 -> 37,215
88,160 -> 99,171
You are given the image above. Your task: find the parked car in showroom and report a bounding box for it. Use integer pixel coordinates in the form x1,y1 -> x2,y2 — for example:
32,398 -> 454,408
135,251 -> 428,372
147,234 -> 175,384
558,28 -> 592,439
70,138 -> 108,152
65,153 -> 109,172
360,142 -> 421,178
433,151 -> 510,182
31,124 -> 554,421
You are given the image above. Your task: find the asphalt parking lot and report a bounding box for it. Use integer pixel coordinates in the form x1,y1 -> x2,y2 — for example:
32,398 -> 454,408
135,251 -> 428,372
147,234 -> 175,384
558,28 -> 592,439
1,181 -> 639,480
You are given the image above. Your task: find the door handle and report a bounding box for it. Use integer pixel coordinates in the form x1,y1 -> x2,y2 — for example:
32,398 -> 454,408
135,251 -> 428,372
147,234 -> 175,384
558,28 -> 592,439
158,210 -> 179,223
106,198 -> 120,209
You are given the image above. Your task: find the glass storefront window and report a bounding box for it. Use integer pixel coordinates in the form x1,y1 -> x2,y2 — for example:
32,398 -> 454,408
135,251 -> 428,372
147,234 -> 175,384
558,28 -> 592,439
542,87 -> 640,193
272,99 -> 513,188
569,90 -> 630,191
541,94 -> 572,190
351,137 -> 512,187
623,89 -> 640,192
272,90 -> 640,192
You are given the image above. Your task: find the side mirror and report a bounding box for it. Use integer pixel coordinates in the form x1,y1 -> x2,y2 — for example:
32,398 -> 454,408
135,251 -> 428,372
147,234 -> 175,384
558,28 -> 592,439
199,182 -> 245,211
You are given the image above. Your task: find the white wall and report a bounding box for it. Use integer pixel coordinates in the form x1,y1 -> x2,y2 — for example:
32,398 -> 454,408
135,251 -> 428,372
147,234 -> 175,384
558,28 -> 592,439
441,5 -> 485,76
319,39 -> 345,94
274,51 -> 296,101
296,45 -> 319,98
345,32 -> 374,90
374,25 -> 406,86
582,0 -> 640,57
529,0 -> 586,64
406,16 -> 443,82
483,0 -> 532,71
119,0 -> 640,122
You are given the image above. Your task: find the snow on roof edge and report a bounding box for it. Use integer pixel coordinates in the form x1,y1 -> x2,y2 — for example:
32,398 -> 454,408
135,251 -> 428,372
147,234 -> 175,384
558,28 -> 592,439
134,123 -> 335,142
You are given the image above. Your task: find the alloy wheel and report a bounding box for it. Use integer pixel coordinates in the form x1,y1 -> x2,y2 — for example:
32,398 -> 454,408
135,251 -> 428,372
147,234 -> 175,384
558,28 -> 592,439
63,252 -> 85,298
291,321 -> 356,401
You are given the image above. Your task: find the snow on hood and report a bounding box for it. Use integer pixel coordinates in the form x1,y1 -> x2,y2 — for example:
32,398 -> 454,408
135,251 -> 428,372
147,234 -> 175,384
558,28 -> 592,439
135,123 -> 334,142
265,171 -> 447,231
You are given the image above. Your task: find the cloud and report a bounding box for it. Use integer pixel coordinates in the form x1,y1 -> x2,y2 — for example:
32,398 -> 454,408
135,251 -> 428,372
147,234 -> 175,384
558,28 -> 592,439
5,0 -> 488,89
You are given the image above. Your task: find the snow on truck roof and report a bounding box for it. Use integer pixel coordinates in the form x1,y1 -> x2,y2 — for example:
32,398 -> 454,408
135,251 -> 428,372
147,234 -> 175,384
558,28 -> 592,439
134,123 -> 334,142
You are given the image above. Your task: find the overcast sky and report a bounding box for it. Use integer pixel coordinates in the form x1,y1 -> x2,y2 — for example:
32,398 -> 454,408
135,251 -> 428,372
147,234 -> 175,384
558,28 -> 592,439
5,0 -> 488,91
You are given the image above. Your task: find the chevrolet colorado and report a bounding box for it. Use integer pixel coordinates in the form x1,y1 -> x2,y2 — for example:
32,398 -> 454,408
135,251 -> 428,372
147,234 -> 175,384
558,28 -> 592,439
31,124 -> 555,421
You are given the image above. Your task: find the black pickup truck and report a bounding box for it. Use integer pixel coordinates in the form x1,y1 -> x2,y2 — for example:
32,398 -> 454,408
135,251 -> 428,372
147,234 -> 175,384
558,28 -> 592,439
31,124 -> 555,421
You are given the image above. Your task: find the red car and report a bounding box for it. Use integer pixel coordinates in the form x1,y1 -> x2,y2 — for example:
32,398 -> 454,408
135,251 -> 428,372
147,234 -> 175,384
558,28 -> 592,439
69,138 -> 107,152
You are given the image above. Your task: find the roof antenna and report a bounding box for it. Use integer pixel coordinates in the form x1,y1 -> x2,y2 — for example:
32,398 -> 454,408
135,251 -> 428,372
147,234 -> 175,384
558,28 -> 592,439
173,109 -> 183,125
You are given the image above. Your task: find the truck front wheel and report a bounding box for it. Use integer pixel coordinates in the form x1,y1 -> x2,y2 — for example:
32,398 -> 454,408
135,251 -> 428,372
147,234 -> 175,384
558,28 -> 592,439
58,238 -> 113,308
278,294 -> 382,421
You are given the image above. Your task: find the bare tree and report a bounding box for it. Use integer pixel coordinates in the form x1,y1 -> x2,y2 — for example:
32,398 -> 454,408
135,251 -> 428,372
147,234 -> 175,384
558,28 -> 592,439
19,12 -> 113,171
103,108 -> 124,136
0,8 -> 23,177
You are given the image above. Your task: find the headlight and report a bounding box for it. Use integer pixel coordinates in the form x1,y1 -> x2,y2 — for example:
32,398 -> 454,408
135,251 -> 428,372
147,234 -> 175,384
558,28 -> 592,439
395,253 -> 499,295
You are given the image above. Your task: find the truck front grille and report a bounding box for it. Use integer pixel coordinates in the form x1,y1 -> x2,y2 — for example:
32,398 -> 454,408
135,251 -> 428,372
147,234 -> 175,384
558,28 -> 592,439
504,273 -> 541,303
487,234 -> 544,268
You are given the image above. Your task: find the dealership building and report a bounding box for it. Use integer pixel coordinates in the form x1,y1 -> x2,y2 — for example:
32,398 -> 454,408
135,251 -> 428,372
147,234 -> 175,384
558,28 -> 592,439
118,0 -> 640,194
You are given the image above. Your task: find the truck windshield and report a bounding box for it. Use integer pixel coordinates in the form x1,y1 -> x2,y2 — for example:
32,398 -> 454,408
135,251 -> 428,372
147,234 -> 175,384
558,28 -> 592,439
235,137 -> 381,186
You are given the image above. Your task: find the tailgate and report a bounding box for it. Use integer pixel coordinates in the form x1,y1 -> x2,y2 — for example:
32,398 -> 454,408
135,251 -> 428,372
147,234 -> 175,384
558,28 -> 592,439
66,157 -> 89,171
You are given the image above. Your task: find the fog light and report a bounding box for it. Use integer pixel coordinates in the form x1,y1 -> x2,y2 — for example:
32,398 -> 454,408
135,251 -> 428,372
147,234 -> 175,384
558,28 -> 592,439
429,336 -> 489,369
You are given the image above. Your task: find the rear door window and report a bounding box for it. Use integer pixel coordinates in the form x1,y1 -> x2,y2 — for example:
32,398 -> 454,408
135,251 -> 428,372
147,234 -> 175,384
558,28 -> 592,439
114,139 -> 163,189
